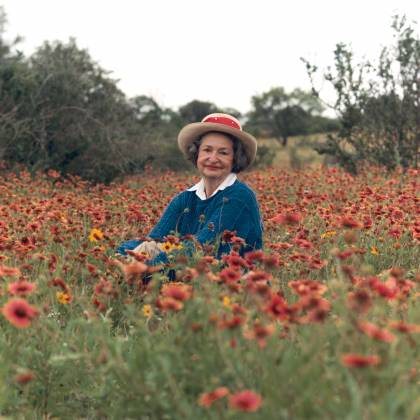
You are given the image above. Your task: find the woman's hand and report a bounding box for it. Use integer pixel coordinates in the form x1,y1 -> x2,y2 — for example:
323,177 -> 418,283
132,240 -> 161,259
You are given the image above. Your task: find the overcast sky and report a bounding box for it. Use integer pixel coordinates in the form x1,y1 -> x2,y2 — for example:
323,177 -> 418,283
1,0 -> 419,114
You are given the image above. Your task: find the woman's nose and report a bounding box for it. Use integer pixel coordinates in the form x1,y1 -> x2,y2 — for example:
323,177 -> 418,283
207,152 -> 219,161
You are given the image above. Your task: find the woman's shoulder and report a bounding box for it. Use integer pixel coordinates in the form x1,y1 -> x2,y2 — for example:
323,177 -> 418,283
225,180 -> 259,204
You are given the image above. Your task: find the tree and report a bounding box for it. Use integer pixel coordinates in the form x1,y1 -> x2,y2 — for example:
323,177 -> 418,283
1,38 -> 158,182
0,7 -> 31,162
245,87 -> 326,146
303,15 -> 420,172
178,100 -> 218,124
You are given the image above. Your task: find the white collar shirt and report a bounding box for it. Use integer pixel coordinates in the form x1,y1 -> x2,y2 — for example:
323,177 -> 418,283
187,173 -> 237,201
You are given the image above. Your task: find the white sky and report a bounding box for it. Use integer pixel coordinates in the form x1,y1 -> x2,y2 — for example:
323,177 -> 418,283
1,0 -> 420,114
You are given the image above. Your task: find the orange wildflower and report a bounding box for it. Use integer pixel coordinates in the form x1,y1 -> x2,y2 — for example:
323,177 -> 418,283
56,291 -> 72,305
0,264 -> 21,277
198,386 -> 229,407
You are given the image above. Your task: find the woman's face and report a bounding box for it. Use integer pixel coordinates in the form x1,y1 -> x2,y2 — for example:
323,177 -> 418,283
197,132 -> 234,182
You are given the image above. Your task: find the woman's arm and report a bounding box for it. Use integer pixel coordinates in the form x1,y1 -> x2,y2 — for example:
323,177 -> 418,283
116,193 -> 186,256
148,193 -> 186,239
195,197 -> 252,257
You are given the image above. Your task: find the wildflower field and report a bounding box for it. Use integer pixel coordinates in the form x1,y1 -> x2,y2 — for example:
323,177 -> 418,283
0,166 -> 419,419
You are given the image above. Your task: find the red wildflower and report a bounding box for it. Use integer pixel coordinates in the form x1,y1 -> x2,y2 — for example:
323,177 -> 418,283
298,296 -> 331,323
288,279 -> 327,296
2,298 -> 38,328
308,257 -> 327,270
231,303 -> 247,315
335,249 -> 354,260
49,277 -> 69,292
357,320 -> 396,343
8,281 -> 36,296
270,211 -> 302,225
271,242 -> 293,250
114,259 -> 149,284
362,216 -> 373,229
293,238 -> 314,249
219,267 -> 242,283
244,321 -> 276,348
229,390 -> 263,412
14,371 -> 35,385
94,279 -> 117,297
161,283 -> 192,301
368,276 -> 398,299
263,253 -> 282,268
198,386 -> 229,407
340,216 -> 362,229
347,289 -> 372,314
156,297 -> 183,312
388,321 -> 420,334
341,353 -> 381,368
218,315 -> 245,330
48,254 -> 58,273
222,230 -> 237,243
244,250 -> 265,264
245,270 -> 272,283
92,297 -> 107,312
265,293 -> 290,320
222,253 -> 249,270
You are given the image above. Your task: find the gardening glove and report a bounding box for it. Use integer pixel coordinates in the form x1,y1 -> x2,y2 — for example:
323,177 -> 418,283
133,240 -> 162,259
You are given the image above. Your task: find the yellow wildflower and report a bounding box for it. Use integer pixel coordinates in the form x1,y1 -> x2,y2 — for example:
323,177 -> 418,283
56,291 -> 72,305
320,230 -> 337,239
370,246 -> 380,256
222,296 -> 231,308
158,241 -> 183,253
89,228 -> 104,242
142,304 -> 153,318
159,241 -> 173,252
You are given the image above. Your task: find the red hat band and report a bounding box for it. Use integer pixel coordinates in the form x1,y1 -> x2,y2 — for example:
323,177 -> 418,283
202,115 -> 241,130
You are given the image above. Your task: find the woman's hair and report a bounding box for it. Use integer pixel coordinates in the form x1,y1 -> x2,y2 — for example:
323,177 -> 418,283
186,131 -> 249,173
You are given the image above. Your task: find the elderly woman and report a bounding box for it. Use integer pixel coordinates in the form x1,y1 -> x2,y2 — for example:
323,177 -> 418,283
117,113 -> 263,264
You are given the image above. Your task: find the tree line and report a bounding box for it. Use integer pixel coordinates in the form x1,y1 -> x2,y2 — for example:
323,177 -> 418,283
1,8 -> 419,182
0,7 -> 338,183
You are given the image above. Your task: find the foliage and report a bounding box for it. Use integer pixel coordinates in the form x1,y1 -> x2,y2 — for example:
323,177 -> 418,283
178,100 -> 219,124
0,166 -> 418,418
245,87 -> 337,146
303,15 -> 420,173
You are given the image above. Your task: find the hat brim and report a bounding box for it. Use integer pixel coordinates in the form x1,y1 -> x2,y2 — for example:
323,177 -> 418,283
177,123 -> 257,167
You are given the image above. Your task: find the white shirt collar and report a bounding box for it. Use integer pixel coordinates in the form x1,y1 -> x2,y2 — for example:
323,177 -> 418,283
187,173 -> 237,200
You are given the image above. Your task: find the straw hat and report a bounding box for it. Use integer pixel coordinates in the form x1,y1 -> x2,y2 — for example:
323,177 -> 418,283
177,113 -> 257,166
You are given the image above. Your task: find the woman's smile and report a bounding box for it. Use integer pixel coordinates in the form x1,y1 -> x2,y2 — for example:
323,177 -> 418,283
197,132 -> 234,183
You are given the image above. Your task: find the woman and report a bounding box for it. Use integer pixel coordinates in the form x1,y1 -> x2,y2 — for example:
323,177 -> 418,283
117,113 -> 263,264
